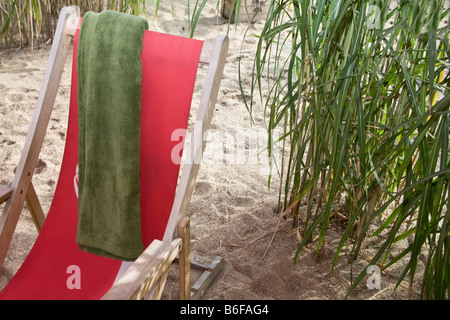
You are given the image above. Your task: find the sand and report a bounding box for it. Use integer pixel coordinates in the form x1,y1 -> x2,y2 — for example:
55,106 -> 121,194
0,1 -> 422,300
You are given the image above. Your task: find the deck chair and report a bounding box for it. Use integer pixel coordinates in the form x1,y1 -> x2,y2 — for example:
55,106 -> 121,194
0,6 -> 228,300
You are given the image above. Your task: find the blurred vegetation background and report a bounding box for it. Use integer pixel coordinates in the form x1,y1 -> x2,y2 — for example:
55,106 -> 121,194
0,0 -> 150,49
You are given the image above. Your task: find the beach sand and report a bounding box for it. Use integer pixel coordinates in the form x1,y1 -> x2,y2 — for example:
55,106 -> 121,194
0,1 -> 421,300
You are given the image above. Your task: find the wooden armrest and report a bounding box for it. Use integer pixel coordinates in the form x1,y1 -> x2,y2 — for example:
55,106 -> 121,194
102,238 -> 182,300
0,185 -> 12,204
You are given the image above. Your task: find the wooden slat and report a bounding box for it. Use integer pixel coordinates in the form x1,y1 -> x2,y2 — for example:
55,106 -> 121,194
191,256 -> 224,300
0,7 -> 77,269
174,255 -> 216,271
13,167 -> 45,232
178,217 -> 191,300
102,238 -> 182,300
24,182 -> 45,232
0,186 -> 12,204
173,255 -> 225,299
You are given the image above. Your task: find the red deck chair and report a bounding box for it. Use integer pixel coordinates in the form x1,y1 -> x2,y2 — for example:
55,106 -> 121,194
0,6 -> 228,300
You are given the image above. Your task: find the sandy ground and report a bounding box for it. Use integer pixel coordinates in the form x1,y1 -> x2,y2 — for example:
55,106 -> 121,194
0,1 -> 423,300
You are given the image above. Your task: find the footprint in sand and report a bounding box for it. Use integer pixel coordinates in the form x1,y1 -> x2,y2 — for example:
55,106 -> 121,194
194,180 -> 214,194
8,94 -> 23,103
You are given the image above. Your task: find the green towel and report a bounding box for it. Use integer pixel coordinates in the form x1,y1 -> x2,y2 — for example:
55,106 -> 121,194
76,10 -> 148,261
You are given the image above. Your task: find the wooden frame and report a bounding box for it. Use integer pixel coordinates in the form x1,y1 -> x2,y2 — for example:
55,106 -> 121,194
0,6 -> 228,300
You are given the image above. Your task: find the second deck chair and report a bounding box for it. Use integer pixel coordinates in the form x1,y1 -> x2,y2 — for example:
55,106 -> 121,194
0,7 -> 228,299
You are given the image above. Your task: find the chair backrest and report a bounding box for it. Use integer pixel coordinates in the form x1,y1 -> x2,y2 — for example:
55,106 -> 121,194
0,8 -> 228,299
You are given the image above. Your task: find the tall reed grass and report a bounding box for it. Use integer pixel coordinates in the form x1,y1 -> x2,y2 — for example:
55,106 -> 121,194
0,0 -> 148,49
245,0 -> 450,299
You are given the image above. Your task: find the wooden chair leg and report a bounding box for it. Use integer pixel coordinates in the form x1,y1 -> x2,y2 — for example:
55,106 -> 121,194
13,167 -> 45,232
178,216 -> 191,300
190,256 -> 224,300
24,182 -> 45,232
0,185 -> 13,204
175,216 -> 224,300
144,255 -> 175,300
